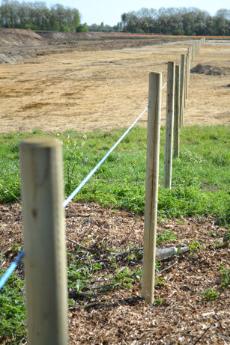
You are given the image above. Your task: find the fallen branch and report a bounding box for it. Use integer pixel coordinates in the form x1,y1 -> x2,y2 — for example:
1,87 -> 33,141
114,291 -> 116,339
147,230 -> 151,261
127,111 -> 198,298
156,246 -> 189,260
115,245 -> 189,262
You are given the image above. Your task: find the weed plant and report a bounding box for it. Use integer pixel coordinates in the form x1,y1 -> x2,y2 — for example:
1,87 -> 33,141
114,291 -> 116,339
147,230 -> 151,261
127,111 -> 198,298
202,288 -> 219,301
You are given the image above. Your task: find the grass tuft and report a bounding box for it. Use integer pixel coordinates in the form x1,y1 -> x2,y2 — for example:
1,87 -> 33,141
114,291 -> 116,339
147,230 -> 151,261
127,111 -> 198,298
202,288 -> 219,301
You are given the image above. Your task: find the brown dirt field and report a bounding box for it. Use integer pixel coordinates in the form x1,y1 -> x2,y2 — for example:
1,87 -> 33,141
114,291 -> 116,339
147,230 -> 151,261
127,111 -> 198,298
0,41 -> 229,133
0,203 -> 229,344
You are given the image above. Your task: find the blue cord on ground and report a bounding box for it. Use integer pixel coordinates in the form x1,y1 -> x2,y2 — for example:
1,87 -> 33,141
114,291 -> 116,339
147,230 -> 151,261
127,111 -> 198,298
0,250 -> 25,290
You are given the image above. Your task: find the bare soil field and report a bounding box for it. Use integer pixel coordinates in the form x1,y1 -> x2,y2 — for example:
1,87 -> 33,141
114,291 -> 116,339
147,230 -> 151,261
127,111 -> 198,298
0,33 -> 229,133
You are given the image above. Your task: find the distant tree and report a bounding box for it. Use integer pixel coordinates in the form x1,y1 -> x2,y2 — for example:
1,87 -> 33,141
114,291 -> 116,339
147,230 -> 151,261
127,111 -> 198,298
113,22 -> 122,32
76,23 -> 88,32
216,9 -> 230,20
213,15 -> 229,35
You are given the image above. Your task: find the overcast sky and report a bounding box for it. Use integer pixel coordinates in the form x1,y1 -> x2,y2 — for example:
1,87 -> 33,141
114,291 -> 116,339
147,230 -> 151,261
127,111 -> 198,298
47,0 -> 230,25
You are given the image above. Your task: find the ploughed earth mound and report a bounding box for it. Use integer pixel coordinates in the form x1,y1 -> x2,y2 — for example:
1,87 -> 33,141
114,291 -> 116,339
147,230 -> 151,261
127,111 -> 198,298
37,31 -> 110,43
0,28 -> 43,46
0,28 -> 45,63
191,64 -> 230,76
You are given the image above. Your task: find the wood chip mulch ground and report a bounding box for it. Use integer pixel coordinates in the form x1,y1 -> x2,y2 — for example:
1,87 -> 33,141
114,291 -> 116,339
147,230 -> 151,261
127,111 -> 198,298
0,202 -> 229,345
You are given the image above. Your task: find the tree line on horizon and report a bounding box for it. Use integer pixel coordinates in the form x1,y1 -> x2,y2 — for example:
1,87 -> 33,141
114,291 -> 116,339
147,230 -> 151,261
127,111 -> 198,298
0,0 -> 88,32
120,8 -> 230,36
0,1 -> 230,35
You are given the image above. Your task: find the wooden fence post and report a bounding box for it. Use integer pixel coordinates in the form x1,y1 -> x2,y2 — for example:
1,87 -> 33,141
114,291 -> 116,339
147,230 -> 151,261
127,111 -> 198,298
142,72 -> 162,304
186,48 -> 191,99
184,55 -> 187,107
180,54 -> 186,127
20,138 -> 68,345
174,64 -> 180,159
192,42 -> 195,61
164,61 -> 175,189
197,40 -> 200,54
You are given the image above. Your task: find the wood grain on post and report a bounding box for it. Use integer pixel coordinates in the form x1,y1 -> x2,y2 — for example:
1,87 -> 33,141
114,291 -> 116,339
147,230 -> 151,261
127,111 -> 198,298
174,64 -> 180,159
20,138 -> 68,345
142,72 -> 162,304
180,54 -> 186,127
164,61 -> 175,189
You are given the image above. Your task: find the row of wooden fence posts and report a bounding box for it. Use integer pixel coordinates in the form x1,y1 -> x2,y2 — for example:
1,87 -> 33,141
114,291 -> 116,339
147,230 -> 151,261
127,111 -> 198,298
142,38 -> 205,304
164,37 -> 205,189
19,38 -> 206,343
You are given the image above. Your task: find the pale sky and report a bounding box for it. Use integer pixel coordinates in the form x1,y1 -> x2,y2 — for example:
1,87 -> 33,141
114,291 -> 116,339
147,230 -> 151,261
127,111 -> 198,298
47,0 -> 230,25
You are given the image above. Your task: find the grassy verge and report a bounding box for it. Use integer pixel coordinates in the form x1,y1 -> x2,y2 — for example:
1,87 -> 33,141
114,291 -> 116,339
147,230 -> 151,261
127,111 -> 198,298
0,125 -> 229,225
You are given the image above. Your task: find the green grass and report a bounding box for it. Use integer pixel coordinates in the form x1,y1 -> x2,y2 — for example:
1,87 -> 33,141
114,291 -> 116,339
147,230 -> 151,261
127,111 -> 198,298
157,230 -> 177,245
0,125 -> 229,225
0,271 -> 26,344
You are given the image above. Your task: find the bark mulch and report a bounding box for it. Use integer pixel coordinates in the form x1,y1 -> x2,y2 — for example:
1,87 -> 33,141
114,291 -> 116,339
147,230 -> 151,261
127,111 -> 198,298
0,202 -> 229,345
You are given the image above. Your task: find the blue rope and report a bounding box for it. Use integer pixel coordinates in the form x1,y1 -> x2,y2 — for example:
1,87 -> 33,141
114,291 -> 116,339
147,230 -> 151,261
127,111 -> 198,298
63,107 -> 147,207
0,250 -> 25,291
0,106 -> 147,292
